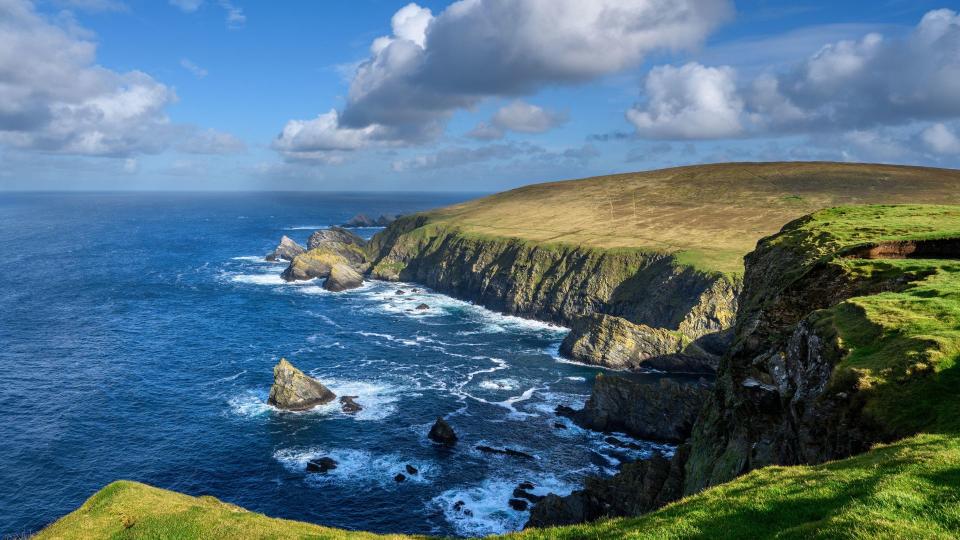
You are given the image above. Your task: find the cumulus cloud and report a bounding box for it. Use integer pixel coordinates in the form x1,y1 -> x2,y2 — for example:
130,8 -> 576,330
391,142 -> 599,171
628,9 -> 960,139
469,101 -> 567,140
922,123 -> 960,155
0,0 -> 241,160
277,0 -> 732,159
627,63 -> 744,139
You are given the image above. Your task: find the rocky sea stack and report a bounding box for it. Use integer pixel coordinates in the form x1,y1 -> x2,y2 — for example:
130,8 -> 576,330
323,263 -> 364,292
428,417 -> 457,445
281,227 -> 369,282
265,235 -> 305,262
267,358 -> 336,411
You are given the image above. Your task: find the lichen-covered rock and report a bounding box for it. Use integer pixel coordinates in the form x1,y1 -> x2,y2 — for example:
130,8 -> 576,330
560,314 -> 720,373
267,359 -> 336,411
323,263 -> 363,292
428,417 -> 457,445
281,249 -> 348,282
307,227 -> 367,266
557,374 -> 711,443
266,235 -> 305,262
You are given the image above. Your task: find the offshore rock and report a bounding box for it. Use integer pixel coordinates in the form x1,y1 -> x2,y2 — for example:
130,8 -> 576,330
475,445 -> 535,459
557,374 -> 711,443
560,314 -> 721,373
339,395 -> 362,414
282,249 -> 349,282
526,446 -> 689,528
266,235 -> 305,262
342,214 -> 376,227
428,417 -> 457,445
323,264 -> 364,292
305,457 -> 337,473
267,359 -> 336,411
283,227 -> 369,282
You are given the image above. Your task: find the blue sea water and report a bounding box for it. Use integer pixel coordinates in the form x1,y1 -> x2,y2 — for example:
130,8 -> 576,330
0,192 -> 673,537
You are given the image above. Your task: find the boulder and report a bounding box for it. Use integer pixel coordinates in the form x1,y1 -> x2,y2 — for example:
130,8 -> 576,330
405,464 -> 418,475
394,473 -> 406,483
339,395 -> 362,414
428,417 -> 457,445
306,457 -> 337,473
556,374 -> 711,443
266,235 -> 306,262
513,487 -> 543,503
415,303 -> 430,310
508,499 -> 529,511
324,264 -> 364,292
395,290 -> 406,295
267,358 -> 336,411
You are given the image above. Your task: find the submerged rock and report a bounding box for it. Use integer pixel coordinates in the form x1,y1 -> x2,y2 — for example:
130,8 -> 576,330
428,417 -> 457,445
339,395 -> 362,414
323,264 -> 363,292
415,303 -> 430,310
266,235 -> 306,262
556,373 -> 711,443
394,473 -> 406,483
405,464 -> 418,475
475,445 -> 534,460
306,457 -> 337,473
267,358 -> 336,411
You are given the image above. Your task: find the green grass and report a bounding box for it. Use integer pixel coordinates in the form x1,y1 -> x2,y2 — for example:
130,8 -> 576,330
417,162 -> 960,274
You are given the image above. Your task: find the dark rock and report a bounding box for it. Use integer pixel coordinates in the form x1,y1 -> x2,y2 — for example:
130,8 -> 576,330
453,500 -> 465,512
396,290 -> 406,295
339,395 -> 362,414
266,235 -> 306,262
342,214 -> 376,227
525,446 -> 689,528
508,498 -> 529,511
415,303 -> 430,310
323,263 -> 363,292
513,487 -> 543,503
463,509 -> 473,517
410,288 -> 420,293
305,457 -> 337,473
375,214 -> 398,226
394,473 -> 406,483
428,417 -> 457,445
405,464 -> 418,475
268,359 -> 336,411
518,482 -> 535,491
475,445 -> 534,459
557,374 -> 711,443
553,422 -> 567,429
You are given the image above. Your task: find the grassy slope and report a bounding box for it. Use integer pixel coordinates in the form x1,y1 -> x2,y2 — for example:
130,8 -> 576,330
422,162 -> 960,274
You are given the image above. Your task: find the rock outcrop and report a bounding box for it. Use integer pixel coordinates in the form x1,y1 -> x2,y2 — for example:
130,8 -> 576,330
323,263 -> 364,292
560,314 -> 722,373
306,457 -> 337,473
342,213 -> 398,228
556,374 -> 711,443
266,235 -> 306,262
339,396 -> 362,414
367,216 -> 739,368
283,227 -> 369,282
267,359 -> 336,411
428,417 -> 457,445
527,446 -> 689,528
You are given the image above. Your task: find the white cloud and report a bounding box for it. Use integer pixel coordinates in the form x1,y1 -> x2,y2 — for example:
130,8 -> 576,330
922,123 -> 960,155
219,0 -> 245,29
180,58 -> 208,78
469,101 -> 567,140
627,63 -> 744,139
178,128 -> 245,154
391,142 -> 599,172
272,110 -> 384,163
278,0 -> 732,156
169,0 -> 202,12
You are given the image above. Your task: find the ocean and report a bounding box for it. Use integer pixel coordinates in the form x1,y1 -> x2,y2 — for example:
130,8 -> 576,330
0,192 -> 671,537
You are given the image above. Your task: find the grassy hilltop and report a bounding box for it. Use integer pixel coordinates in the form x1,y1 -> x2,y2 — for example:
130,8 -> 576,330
424,162 -> 960,274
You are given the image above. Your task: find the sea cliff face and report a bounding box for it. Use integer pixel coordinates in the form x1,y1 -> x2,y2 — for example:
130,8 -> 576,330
367,216 -> 740,369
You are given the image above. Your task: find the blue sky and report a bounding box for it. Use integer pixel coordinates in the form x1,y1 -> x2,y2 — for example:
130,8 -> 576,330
1,0 -> 959,191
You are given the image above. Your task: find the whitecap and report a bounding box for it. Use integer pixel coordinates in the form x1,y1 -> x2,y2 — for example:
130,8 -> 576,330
478,378 -> 520,391
431,475 -> 577,536
565,376 -> 586,382
230,273 -> 288,286
284,225 -> 327,230
274,447 -> 435,486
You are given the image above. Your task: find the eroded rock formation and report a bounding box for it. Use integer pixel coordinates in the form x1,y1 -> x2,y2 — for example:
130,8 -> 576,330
267,359 -> 336,411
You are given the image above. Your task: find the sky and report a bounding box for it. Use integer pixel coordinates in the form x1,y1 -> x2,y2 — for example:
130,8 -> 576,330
1,0 -> 959,191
